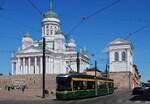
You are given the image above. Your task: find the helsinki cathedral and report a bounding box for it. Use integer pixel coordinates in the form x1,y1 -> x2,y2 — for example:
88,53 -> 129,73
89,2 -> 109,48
11,1 -> 90,75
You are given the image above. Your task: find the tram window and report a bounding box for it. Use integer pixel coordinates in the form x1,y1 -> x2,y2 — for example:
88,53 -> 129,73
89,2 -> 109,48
56,78 -> 71,91
99,82 -> 106,89
97,81 -> 101,89
108,82 -> 112,88
73,81 -> 84,90
83,81 -> 87,89
87,81 -> 95,89
73,81 -> 96,90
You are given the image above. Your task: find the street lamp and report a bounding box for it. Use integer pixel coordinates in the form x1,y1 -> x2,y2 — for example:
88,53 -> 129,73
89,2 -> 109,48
76,52 -> 80,73
42,37 -> 46,98
91,54 -> 97,96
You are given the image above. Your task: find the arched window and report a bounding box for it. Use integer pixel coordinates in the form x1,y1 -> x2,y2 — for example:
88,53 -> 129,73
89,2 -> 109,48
46,25 -> 49,35
122,52 -> 126,61
114,52 -> 119,61
50,30 -> 53,35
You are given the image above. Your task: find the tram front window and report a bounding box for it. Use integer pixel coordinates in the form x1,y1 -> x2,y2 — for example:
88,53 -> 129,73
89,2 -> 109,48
56,78 -> 71,91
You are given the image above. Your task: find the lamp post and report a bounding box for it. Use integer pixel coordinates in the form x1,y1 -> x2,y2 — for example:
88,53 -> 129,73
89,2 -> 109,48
76,52 -> 80,73
42,37 -> 46,98
91,54 -> 97,96
95,60 -> 98,96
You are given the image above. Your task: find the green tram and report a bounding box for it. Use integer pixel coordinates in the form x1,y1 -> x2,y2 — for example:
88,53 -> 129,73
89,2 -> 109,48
56,73 -> 114,100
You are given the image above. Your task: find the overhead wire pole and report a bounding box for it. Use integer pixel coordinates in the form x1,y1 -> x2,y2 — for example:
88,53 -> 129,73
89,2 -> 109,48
27,0 -> 46,98
42,37 -> 46,98
94,59 -> 98,96
76,52 -> 80,73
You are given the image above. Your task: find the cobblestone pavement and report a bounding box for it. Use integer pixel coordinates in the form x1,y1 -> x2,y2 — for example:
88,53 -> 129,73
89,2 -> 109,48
0,89 -> 150,104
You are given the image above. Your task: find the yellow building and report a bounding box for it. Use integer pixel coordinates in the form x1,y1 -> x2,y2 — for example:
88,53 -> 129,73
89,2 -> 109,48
83,68 -> 102,78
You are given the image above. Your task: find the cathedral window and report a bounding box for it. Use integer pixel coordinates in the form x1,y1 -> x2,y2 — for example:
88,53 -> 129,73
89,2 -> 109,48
122,52 -> 126,61
50,30 -> 53,35
114,52 -> 119,61
46,25 -> 49,35
53,41 -> 55,50
55,26 -> 57,33
43,27 -> 45,35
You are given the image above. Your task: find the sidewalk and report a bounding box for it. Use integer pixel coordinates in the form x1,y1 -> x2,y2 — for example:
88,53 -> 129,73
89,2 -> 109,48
0,88 -> 55,101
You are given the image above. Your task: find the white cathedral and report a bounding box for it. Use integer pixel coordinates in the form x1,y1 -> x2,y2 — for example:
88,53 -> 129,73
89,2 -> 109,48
11,3 -> 90,75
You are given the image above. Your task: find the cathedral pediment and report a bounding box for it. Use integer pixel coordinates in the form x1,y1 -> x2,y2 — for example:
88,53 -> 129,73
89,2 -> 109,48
109,38 -> 131,45
18,46 -> 42,54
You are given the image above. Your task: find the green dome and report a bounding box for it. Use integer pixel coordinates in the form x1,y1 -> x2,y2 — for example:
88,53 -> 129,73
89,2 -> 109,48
24,32 -> 31,38
43,10 -> 59,19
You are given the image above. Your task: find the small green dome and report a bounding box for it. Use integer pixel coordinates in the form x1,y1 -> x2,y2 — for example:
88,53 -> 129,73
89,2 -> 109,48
43,10 -> 59,19
24,32 -> 31,38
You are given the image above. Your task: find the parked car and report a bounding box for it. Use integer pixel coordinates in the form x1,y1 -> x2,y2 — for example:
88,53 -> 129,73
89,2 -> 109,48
132,83 -> 150,96
132,87 -> 144,95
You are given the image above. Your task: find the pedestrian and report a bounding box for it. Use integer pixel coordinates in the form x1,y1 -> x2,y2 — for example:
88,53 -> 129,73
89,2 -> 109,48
8,87 -> 10,92
22,86 -> 25,93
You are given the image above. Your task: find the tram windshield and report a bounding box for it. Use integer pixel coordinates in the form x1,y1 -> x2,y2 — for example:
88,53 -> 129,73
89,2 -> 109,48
56,77 -> 71,91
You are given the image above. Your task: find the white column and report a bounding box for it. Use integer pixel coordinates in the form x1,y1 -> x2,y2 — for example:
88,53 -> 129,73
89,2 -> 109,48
48,25 -> 50,35
16,61 -> 18,75
16,59 -> 18,74
40,57 -> 43,74
34,57 -> 37,74
18,58 -> 21,75
28,57 -> 31,74
11,62 -> 14,75
45,25 -> 48,35
23,58 -> 25,75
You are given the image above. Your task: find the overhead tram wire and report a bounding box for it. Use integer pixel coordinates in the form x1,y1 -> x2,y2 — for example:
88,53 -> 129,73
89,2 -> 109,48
0,0 -> 4,10
0,0 -> 42,34
0,50 -> 15,53
126,24 -> 150,39
86,0 -> 121,20
0,15 -> 41,34
27,0 -> 43,16
0,35 -> 21,40
67,0 -> 121,35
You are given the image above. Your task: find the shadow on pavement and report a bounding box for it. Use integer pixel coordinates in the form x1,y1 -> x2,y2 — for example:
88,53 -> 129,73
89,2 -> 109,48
130,94 -> 150,101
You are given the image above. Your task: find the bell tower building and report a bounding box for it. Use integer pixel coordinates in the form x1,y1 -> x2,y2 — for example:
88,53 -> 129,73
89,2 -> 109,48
41,0 -> 65,52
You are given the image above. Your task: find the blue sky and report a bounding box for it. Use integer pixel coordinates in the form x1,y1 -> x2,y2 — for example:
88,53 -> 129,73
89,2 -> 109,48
0,0 -> 150,82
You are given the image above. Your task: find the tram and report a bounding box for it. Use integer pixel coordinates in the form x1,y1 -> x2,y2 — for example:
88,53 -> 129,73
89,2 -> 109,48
56,73 -> 114,100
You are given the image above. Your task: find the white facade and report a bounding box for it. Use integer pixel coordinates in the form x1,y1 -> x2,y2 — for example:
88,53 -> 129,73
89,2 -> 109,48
11,6 -> 90,75
108,38 -> 133,72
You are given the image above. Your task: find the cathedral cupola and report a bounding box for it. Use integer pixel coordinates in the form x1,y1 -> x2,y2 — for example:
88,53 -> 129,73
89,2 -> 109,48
42,0 -> 60,37
22,32 -> 33,49
67,38 -> 76,51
